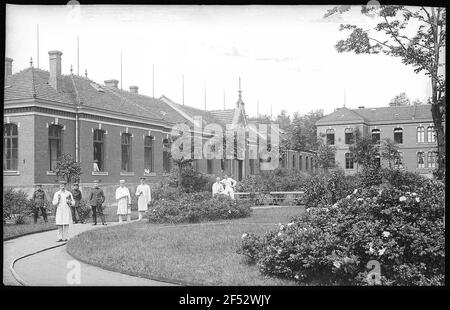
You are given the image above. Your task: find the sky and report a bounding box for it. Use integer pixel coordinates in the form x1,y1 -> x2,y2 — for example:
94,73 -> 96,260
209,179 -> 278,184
5,4 -> 433,117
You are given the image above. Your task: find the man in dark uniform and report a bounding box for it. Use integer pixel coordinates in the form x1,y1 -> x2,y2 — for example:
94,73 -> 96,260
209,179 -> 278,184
89,180 -> 106,225
32,184 -> 48,224
70,182 -> 84,224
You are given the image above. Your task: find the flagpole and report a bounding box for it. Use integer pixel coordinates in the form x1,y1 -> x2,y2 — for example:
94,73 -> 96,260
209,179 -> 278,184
77,35 -> 79,76
36,24 -> 39,69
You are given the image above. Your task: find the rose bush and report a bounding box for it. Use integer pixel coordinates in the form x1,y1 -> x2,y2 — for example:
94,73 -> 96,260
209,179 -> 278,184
238,177 -> 445,286
147,191 -> 253,224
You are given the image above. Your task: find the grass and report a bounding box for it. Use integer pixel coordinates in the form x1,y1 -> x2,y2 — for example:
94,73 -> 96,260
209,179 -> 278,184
67,206 -> 304,286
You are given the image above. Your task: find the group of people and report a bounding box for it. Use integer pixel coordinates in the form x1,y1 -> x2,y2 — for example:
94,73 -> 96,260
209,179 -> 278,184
212,174 -> 238,199
32,177 -> 152,242
31,174 -> 237,242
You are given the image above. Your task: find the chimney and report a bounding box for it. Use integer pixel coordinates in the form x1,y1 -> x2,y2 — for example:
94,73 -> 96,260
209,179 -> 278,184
129,85 -> 138,94
48,50 -> 63,91
104,79 -> 119,88
5,57 -> 13,78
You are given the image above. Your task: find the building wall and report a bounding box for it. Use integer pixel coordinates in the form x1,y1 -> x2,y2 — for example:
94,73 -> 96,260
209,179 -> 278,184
317,120 -> 437,176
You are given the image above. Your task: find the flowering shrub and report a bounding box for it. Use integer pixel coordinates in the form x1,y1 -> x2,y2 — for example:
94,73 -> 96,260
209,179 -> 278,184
147,192 -> 252,224
3,188 -> 34,224
238,178 -> 445,285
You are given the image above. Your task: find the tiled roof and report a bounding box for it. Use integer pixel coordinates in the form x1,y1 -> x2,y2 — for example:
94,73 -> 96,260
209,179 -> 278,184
316,105 -> 433,125
209,109 -> 236,125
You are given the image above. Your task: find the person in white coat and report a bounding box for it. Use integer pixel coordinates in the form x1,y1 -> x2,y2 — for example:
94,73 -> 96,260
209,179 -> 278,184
212,177 -> 225,197
52,181 -> 74,242
116,180 -> 132,223
135,177 -> 151,220
220,174 -> 237,199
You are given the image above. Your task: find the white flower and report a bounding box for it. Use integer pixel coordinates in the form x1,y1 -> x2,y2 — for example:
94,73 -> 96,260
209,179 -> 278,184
277,232 -> 283,237
279,224 -> 285,230
406,192 -> 411,195
152,209 -> 156,212
415,197 -> 420,203
399,196 -> 407,202
357,198 -> 364,202
378,248 -> 386,256
306,208 -> 311,212
303,227 -> 308,231
368,242 -> 375,254
241,233 -> 248,239
346,195 -> 351,199
397,208 -> 401,212
228,210 -> 232,214
294,275 -> 300,280
287,222 -> 294,227
323,207 -> 329,212
277,249 -> 282,254
411,192 -> 417,197
333,261 -> 341,269
332,203 -> 339,209
353,189 -> 358,194
382,231 -> 391,238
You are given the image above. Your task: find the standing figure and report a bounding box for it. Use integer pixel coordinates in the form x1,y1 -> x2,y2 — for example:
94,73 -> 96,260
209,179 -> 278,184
135,177 -> 151,221
52,181 -> 73,242
220,174 -> 237,199
116,180 -> 132,223
70,182 -> 84,224
32,184 -> 48,223
89,180 -> 106,225
212,177 -> 225,197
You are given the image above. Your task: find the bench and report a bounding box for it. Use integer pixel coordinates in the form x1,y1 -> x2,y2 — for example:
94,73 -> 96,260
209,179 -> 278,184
234,191 -> 305,206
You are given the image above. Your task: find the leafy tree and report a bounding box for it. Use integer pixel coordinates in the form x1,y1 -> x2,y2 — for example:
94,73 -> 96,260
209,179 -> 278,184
389,92 -> 411,106
290,110 -> 324,152
381,138 -> 400,169
316,139 -> 337,171
55,153 -> 82,184
412,98 -> 423,106
325,5 -> 446,179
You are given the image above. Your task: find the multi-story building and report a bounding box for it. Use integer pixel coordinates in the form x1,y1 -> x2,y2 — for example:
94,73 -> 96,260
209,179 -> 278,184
3,51 -> 315,201
316,105 -> 439,176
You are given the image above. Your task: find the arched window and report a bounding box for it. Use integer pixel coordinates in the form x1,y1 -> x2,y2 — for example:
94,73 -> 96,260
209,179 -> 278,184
93,129 -> 105,171
4,123 -> 18,171
417,127 -> 425,143
345,153 -> 354,169
394,128 -> 403,144
371,129 -> 380,144
49,125 -> 62,171
326,129 -> 335,145
121,133 -> 132,172
417,152 -> 425,169
144,136 -> 154,173
163,138 -> 172,173
427,126 -> 436,143
427,151 -> 436,168
305,156 -> 309,171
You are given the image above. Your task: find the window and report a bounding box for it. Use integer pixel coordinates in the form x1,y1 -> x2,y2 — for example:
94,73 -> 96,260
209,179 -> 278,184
374,154 -> 381,167
305,157 -> 309,171
207,159 -> 213,174
299,155 -> 302,170
121,133 -> 132,172
144,136 -> 154,173
329,155 -> 336,167
49,125 -> 62,171
345,128 -> 354,144
427,126 -> 436,143
372,129 -> 380,144
394,152 -> 403,169
345,153 -> 354,169
93,129 -> 105,171
163,138 -> 172,173
292,154 -> 296,169
427,151 -> 436,168
394,128 -> 403,144
249,159 -> 255,174
326,129 -> 335,145
417,127 -> 425,143
417,152 -> 425,169
4,123 -> 18,171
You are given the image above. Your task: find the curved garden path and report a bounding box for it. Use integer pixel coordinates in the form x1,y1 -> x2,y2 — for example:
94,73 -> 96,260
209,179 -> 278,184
3,221 -> 174,286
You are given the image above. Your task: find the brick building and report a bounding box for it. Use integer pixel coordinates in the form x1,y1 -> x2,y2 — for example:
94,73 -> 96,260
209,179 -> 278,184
4,51 -> 315,201
316,105 -> 440,176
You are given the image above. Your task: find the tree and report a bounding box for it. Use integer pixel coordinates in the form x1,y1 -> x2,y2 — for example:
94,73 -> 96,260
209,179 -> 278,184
290,110 -> 324,152
381,138 -> 400,169
389,92 -> 411,106
412,98 -> 423,106
316,139 -> 337,171
325,5 -> 445,179
55,153 -> 82,184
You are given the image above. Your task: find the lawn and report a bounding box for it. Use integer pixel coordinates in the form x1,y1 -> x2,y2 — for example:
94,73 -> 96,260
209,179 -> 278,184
67,206 -> 304,286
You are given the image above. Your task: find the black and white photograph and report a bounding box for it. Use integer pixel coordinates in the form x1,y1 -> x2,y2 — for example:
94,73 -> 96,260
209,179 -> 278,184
2,0 -> 446,294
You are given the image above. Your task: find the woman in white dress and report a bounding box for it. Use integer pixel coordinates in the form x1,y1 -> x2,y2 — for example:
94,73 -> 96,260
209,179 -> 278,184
220,174 -> 237,199
52,181 -> 74,242
135,177 -> 151,220
212,177 -> 225,197
116,180 -> 132,223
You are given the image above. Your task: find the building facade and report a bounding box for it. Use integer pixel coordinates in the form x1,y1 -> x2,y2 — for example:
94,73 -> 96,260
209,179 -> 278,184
316,105 -> 440,176
4,51 -> 315,201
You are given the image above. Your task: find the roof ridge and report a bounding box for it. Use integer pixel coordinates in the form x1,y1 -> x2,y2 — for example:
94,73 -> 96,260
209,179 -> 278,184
107,88 -> 163,121
70,74 -> 82,105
